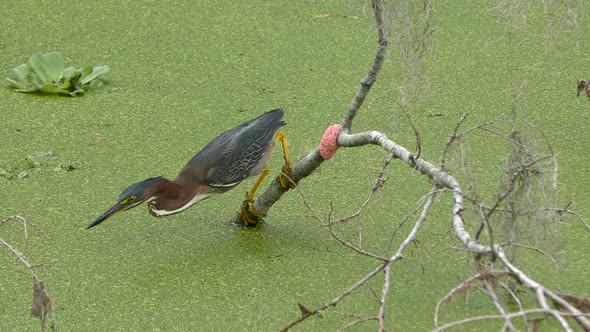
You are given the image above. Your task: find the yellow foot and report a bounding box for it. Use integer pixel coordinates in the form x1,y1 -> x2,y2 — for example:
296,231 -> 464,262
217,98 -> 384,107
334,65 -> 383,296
278,164 -> 296,189
240,196 -> 265,226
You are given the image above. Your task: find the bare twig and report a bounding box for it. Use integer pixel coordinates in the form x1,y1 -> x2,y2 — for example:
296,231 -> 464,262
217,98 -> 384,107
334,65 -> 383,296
378,187 -> 437,330
463,197 -> 588,231
504,242 -> 559,268
336,317 -> 379,331
292,182 -> 388,262
482,281 -> 518,332
441,113 -> 469,171
498,280 -> 529,330
433,308 -> 589,332
330,155 -> 392,225
435,271 -> 512,326
549,206 -> 590,230
0,214 -> 29,238
372,96 -> 422,160
1,215 -> 55,331
496,249 -> 590,329
441,113 -> 494,172
279,264 -> 387,331
474,154 -> 553,240
0,236 -> 35,271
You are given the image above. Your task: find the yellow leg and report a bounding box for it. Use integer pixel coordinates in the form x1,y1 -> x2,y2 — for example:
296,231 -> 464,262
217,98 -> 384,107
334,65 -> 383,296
274,131 -> 296,189
239,131 -> 296,226
240,164 -> 270,226
247,164 -> 270,201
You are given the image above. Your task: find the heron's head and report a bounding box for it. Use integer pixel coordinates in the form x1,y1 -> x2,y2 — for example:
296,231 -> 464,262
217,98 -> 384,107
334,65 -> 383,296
87,177 -> 162,229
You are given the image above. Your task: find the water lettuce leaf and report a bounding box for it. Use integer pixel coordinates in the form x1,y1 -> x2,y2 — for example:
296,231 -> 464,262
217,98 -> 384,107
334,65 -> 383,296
6,51 -> 109,96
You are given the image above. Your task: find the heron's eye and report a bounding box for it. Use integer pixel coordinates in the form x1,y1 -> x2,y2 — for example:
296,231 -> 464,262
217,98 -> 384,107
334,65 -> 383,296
121,196 -> 137,205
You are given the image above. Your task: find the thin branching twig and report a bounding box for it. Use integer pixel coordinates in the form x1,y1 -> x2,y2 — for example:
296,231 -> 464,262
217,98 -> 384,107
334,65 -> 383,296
1,215 -> 55,332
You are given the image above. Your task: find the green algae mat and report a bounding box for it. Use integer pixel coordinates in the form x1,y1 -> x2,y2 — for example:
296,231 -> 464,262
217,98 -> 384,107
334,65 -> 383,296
1,1 -> 589,331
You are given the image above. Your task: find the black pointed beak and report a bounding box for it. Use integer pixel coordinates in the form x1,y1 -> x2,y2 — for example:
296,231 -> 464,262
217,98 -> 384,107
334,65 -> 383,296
87,203 -> 126,229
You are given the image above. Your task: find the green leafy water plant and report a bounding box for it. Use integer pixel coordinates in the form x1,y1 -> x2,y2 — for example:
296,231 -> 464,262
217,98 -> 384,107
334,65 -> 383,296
6,51 -> 109,96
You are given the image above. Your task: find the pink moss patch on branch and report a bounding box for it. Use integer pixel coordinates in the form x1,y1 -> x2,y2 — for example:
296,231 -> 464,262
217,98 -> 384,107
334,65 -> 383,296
320,124 -> 340,160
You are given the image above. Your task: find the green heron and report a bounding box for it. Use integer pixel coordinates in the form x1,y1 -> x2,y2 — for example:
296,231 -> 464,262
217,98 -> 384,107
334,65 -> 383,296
87,108 -> 294,229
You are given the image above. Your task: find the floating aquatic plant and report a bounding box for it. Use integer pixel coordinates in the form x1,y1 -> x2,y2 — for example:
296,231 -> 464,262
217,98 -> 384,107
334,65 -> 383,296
6,51 -> 109,96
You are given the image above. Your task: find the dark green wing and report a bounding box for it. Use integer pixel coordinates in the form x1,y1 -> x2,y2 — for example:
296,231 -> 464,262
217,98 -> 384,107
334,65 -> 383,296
179,108 -> 285,187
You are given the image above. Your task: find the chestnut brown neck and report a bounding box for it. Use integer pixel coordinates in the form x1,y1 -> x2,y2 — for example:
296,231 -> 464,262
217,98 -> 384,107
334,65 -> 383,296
146,177 -> 212,217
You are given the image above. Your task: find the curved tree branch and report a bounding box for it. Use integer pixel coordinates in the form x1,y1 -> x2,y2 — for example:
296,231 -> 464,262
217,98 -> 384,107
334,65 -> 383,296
340,0 -> 388,134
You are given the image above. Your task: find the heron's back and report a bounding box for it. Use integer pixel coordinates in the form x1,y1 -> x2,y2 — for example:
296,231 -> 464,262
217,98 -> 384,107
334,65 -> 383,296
179,108 -> 286,187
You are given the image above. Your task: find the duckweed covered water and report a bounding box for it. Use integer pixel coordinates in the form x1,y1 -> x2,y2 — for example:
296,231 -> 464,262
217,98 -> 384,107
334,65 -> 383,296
1,1 -> 589,331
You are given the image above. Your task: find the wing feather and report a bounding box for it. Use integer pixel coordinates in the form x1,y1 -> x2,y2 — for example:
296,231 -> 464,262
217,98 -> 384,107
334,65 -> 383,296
178,109 -> 285,187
